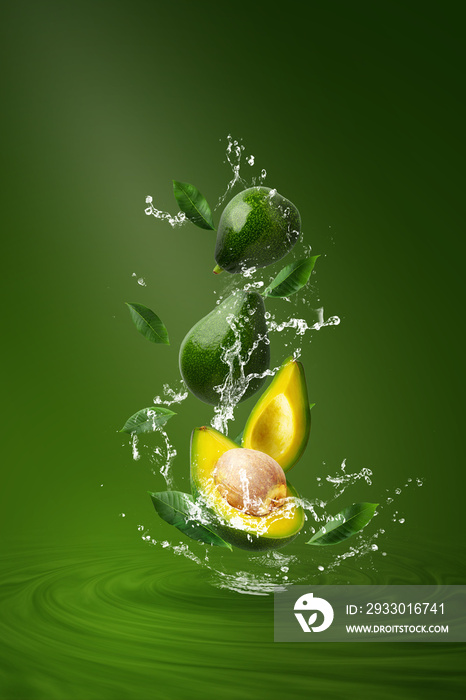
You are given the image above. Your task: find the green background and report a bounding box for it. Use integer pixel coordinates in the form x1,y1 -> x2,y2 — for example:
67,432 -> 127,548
1,1 -> 465,698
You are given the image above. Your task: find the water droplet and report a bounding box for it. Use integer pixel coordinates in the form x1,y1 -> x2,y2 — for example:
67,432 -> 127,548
371,544 -> 378,551
137,524 -> 144,531
247,155 -> 255,165
395,488 -> 401,495
318,565 -> 324,571
399,518 -> 405,524
382,552 -> 387,556
280,566 -> 289,573
119,513 -> 125,518
137,278 -> 146,286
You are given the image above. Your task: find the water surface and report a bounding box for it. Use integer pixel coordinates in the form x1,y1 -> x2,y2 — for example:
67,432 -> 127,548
1,534 -> 465,699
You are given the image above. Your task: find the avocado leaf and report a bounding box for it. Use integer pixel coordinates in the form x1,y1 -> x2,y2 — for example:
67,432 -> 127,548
233,429 -> 244,446
264,255 -> 320,298
149,490 -> 232,550
306,502 -> 378,546
125,302 -> 169,344
120,406 -> 176,434
173,181 -> 215,231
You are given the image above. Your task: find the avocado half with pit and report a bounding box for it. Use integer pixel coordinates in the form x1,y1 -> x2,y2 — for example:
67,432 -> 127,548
190,426 -> 305,552
242,357 -> 311,472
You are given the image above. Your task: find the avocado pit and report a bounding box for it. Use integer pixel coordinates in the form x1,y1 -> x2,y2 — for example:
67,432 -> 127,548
213,447 -> 287,517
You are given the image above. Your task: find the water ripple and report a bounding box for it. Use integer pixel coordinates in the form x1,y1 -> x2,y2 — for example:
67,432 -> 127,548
1,537 -> 465,699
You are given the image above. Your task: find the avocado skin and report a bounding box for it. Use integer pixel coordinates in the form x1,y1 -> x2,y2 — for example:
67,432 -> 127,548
206,516 -> 301,551
214,186 -> 301,273
179,291 -> 270,405
191,479 -> 302,552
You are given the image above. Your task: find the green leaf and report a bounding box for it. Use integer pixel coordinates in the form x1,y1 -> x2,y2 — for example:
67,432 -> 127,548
125,302 -> 169,344
310,403 -> 316,410
264,255 -> 320,298
149,491 -> 232,549
234,429 -> 244,446
306,503 -> 378,546
120,406 -> 176,434
173,181 -> 215,231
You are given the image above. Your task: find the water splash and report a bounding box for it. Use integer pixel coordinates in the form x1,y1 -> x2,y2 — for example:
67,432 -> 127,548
152,381 -> 189,407
132,135 -> 423,594
215,134 -> 270,205
206,286 -> 340,437
297,461 -> 374,534
145,135 -> 271,235
145,134 -> 264,226
132,272 -> 147,286
135,458 -> 425,594
126,381 -> 188,488
324,458 -> 373,501
144,196 -> 187,228
268,309 -> 340,335
216,135 -> 249,208
209,307 -> 277,435
153,427 -> 177,488
251,168 -> 267,187
130,427 -> 177,489
131,434 -> 140,461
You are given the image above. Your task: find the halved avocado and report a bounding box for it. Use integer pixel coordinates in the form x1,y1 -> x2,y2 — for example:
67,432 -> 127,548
190,426 -> 304,552
241,357 -> 311,473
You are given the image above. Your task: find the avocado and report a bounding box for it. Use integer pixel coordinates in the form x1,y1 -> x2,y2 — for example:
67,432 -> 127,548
242,357 -> 311,472
179,290 -> 270,405
190,426 -> 305,551
213,186 -> 301,274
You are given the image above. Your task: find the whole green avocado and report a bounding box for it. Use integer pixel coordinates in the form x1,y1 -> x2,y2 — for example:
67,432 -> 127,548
214,186 -> 301,274
179,291 -> 270,405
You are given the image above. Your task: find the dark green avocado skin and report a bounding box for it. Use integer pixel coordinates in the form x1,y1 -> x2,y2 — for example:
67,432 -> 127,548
215,186 -> 301,273
179,291 -> 270,405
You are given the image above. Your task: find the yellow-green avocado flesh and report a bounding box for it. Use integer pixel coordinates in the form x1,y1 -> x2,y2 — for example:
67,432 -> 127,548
242,357 -> 311,473
190,426 -> 304,552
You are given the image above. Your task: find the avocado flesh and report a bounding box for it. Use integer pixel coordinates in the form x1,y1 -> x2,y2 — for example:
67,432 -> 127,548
179,291 -> 270,406
242,357 -> 311,473
190,426 -> 304,551
214,186 -> 301,274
